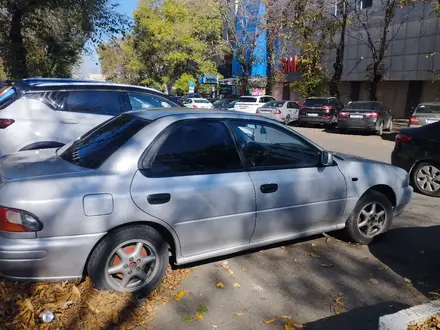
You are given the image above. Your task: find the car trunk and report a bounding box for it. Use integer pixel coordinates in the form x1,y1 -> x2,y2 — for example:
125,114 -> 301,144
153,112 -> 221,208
300,105 -> 334,119
340,108 -> 378,121
235,97 -> 259,113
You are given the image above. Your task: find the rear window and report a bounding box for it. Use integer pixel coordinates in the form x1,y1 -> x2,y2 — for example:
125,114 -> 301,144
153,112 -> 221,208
347,102 -> 380,110
194,99 -> 210,104
237,97 -> 257,103
415,104 -> 440,114
263,101 -> 285,108
59,115 -> 149,169
303,98 -> 329,106
0,86 -> 16,109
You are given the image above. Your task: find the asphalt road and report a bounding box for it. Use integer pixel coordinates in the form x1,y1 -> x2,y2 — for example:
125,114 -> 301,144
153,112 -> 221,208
148,127 -> 440,330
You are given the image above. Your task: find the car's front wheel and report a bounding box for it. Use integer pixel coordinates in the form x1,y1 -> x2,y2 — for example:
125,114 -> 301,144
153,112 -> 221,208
87,225 -> 168,296
345,190 -> 393,244
412,162 -> 440,197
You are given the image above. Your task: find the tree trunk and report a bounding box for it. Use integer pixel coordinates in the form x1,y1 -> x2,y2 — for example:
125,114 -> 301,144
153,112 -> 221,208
265,38 -> 274,95
8,6 -> 27,79
369,72 -> 382,101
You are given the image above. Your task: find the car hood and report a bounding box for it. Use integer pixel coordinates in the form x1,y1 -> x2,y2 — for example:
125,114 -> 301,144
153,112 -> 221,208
0,148 -> 88,182
333,152 -> 409,189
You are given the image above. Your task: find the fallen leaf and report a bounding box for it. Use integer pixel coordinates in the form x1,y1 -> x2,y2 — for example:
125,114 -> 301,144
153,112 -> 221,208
321,263 -> 334,268
264,318 -> 277,324
194,313 -> 204,321
280,246 -> 286,250
228,269 -> 234,275
176,289 -> 185,301
403,277 -> 411,284
184,316 -> 194,322
221,264 -> 229,269
233,312 -> 244,316
311,243 -> 316,247
293,258 -> 298,262
196,304 -> 208,314
294,323 -> 305,328
233,283 -> 241,288
87,302 -> 99,313
285,319 -> 296,330
310,252 -> 320,258
112,311 -> 119,324
241,266 -> 247,271
71,285 -> 81,299
370,278 -> 379,285
279,315 -> 291,319
216,282 -> 225,289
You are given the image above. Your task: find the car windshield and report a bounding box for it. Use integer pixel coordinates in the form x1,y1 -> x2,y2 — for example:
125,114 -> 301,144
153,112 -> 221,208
347,102 -> 380,110
263,101 -> 285,108
194,99 -> 210,104
237,97 -> 257,103
415,104 -> 440,114
303,98 -> 329,106
59,115 -> 149,169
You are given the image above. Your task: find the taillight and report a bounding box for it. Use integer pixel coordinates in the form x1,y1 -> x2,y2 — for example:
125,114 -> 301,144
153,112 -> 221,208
192,105 -> 199,108
256,108 -> 260,114
365,112 -> 378,118
410,115 -> 420,126
274,109 -> 281,114
395,133 -> 413,143
300,106 -> 307,110
321,106 -> 333,111
0,119 -> 14,129
339,112 -> 349,118
0,207 -> 43,232
323,115 -> 332,119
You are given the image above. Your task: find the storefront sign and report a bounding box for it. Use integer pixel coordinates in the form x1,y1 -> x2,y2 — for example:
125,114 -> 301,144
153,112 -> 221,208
280,56 -> 299,73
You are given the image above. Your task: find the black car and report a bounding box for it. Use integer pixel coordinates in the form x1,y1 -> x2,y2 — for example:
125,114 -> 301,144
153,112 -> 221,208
337,101 -> 393,135
298,97 -> 344,127
391,121 -> 440,197
213,98 -> 237,111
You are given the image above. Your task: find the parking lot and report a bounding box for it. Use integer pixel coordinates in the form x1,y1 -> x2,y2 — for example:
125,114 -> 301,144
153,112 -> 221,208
149,126 -> 440,330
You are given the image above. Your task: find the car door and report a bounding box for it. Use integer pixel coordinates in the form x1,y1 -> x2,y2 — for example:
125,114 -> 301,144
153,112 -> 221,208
287,101 -> 299,120
130,120 -> 256,257
229,120 -> 347,243
58,90 -> 123,138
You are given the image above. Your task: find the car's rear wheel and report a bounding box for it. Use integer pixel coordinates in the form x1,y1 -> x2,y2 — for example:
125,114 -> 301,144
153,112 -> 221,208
284,114 -> 291,125
87,225 -> 168,296
345,190 -> 393,244
376,121 -> 384,136
386,118 -> 393,131
412,162 -> 440,197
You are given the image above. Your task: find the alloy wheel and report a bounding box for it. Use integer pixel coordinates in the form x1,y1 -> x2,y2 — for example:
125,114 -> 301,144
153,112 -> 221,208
105,239 -> 157,291
357,202 -> 387,237
416,165 -> 440,193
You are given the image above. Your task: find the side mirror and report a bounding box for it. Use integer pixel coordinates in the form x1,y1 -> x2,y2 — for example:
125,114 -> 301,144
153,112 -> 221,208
320,151 -> 333,166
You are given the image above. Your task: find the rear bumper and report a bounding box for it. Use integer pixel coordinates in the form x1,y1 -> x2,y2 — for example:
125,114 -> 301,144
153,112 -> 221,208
0,232 -> 105,281
391,150 -> 413,173
297,116 -> 333,125
393,185 -> 413,217
338,120 -> 377,130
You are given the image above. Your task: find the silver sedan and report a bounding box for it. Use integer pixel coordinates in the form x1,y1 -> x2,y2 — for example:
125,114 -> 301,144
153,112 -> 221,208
256,100 -> 299,124
0,109 -> 413,296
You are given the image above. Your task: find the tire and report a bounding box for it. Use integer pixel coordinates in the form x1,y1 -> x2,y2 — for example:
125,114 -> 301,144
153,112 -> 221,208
284,114 -> 291,125
87,225 -> 168,296
345,190 -> 393,245
376,121 -> 384,136
411,162 -> 440,197
386,118 -> 393,131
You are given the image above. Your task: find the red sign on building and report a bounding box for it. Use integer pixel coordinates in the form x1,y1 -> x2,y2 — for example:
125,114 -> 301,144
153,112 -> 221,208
280,56 -> 299,73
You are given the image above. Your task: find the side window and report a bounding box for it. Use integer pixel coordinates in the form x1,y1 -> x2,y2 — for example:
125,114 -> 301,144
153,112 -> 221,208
231,121 -> 319,168
287,102 -> 296,109
148,121 -> 243,177
64,91 -> 122,115
26,91 -> 67,110
258,97 -> 266,103
128,93 -> 174,110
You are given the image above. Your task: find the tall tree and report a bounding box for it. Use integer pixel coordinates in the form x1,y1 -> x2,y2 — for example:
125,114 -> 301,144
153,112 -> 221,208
133,0 -> 223,94
0,0 -> 129,79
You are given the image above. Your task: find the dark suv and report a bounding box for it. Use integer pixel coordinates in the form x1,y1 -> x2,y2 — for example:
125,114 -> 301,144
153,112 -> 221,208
0,78 -> 181,157
298,97 -> 344,127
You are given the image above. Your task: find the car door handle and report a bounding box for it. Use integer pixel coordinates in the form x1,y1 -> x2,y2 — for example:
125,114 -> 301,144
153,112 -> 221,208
147,193 -> 171,205
260,184 -> 278,194
60,119 -> 79,124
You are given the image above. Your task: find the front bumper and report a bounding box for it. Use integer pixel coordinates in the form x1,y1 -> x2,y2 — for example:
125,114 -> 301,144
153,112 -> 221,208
0,232 -> 105,281
393,185 -> 413,217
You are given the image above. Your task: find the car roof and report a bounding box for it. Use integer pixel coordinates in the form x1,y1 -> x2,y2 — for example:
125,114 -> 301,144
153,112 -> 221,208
418,102 -> 440,106
127,107 -> 274,121
306,96 -> 336,99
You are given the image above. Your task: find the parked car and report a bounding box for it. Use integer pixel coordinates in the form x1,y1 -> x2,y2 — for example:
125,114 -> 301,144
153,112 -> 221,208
391,121 -> 440,197
338,101 -> 393,135
182,98 -> 213,109
0,108 -> 412,296
256,100 -> 299,124
297,97 -> 344,127
0,78 -> 181,158
409,102 -> 440,128
213,98 -> 237,111
234,95 -> 276,113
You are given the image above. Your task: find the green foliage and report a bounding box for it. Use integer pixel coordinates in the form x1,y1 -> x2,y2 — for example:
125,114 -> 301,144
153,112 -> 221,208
0,0 -> 129,79
175,73 -> 196,94
131,0 -> 223,93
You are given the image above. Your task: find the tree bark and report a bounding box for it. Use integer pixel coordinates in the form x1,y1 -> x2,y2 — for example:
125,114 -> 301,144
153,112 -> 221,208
8,5 -> 28,79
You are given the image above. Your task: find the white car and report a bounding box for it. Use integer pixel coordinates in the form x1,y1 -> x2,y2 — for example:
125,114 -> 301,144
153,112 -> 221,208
234,95 -> 276,113
182,98 -> 213,109
256,100 -> 300,124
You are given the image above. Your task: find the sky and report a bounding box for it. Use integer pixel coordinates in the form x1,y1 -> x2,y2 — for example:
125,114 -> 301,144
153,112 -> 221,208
77,0 -> 138,77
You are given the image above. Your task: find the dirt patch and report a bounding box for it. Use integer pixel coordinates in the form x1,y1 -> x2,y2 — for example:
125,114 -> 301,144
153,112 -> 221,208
0,266 -> 192,330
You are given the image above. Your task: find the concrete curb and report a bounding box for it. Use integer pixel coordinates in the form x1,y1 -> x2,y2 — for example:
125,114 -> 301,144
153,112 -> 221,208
379,300 -> 440,330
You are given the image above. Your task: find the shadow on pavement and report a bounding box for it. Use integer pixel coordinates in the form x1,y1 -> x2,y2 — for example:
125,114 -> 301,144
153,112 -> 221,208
304,301 -> 409,330
369,226 -> 440,297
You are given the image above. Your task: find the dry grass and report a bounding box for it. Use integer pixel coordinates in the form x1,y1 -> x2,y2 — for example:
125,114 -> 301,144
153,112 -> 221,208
408,315 -> 440,330
0,266 -> 192,330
